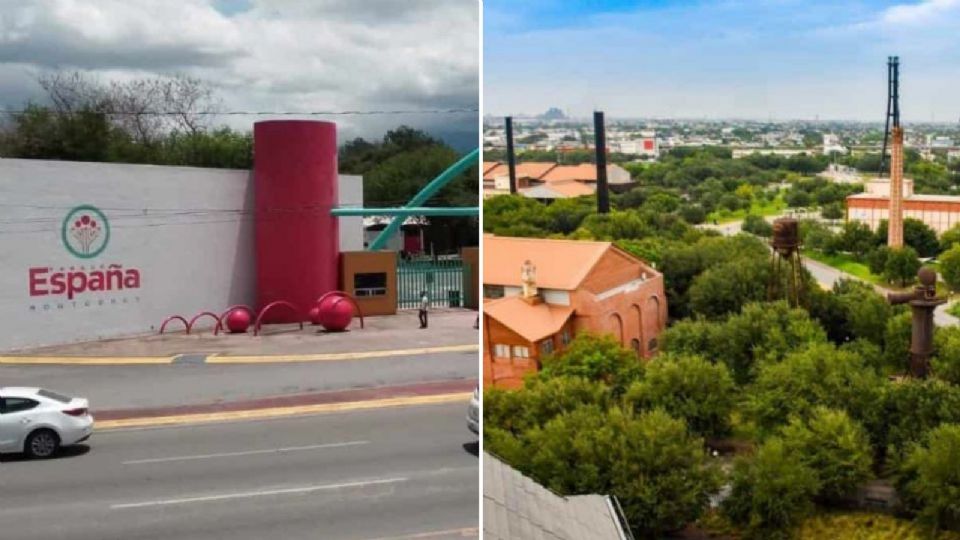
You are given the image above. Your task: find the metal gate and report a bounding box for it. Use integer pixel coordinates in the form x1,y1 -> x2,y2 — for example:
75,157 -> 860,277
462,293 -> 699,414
397,257 -> 465,309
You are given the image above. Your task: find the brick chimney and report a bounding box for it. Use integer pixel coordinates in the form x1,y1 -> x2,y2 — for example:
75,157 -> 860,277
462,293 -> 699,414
888,127 -> 904,248
520,260 -> 542,305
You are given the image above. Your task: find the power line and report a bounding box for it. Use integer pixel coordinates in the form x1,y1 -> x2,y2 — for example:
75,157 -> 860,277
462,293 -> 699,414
0,107 -> 478,117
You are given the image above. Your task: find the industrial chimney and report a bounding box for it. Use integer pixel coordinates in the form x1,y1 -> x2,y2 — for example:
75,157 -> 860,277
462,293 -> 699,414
888,126 -> 905,248
594,111 -> 609,214
505,116 -> 517,194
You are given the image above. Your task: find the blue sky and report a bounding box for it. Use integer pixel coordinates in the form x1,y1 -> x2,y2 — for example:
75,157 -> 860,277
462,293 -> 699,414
484,0 -> 960,121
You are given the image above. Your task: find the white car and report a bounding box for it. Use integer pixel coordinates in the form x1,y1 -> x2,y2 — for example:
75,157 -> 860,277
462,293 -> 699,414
467,386 -> 479,435
0,387 -> 94,458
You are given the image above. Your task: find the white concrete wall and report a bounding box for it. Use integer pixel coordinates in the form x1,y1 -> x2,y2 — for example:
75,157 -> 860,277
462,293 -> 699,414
0,158 -> 255,351
338,174 -> 364,252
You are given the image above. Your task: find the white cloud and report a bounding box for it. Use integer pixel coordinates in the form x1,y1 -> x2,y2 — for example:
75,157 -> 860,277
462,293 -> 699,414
0,0 -> 479,141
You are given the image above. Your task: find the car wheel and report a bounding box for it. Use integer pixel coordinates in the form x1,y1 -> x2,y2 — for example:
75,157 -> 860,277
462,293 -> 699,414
25,429 -> 60,459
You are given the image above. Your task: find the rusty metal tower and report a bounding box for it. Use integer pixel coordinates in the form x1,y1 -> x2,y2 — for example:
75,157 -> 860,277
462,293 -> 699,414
888,267 -> 945,378
769,217 -> 804,306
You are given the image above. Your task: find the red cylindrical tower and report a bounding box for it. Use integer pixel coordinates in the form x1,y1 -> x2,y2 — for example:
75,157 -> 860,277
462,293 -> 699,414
254,120 -> 339,322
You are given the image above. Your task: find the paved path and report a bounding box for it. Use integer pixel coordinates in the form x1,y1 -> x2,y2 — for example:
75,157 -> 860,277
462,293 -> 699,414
699,216 -> 959,326
0,402 -> 478,540
0,349 -> 477,410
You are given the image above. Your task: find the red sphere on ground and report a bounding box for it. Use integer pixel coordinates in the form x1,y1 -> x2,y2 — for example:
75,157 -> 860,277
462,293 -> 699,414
317,296 -> 354,331
308,305 -> 322,325
225,308 -> 251,334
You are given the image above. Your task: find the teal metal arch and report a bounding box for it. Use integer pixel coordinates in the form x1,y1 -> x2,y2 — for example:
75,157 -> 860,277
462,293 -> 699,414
339,148 -> 478,251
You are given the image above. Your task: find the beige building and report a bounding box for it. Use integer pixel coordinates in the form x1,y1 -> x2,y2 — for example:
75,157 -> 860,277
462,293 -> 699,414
847,178 -> 960,235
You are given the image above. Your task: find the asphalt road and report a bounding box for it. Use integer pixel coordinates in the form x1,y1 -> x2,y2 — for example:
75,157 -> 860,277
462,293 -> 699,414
0,402 -> 479,540
0,351 -> 477,410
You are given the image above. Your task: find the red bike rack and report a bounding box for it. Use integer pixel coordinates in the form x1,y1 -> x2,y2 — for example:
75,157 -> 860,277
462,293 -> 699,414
215,304 -> 256,334
159,315 -> 189,335
187,311 -> 223,335
315,291 -> 365,329
253,300 -> 304,336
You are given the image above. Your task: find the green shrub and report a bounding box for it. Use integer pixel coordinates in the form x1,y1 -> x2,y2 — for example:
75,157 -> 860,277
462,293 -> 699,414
722,437 -> 821,539
934,326 -> 960,385
780,407 -> 873,500
524,407 -> 721,539
899,424 -> 960,530
538,334 -> 643,396
624,354 -> 736,438
745,342 -> 883,435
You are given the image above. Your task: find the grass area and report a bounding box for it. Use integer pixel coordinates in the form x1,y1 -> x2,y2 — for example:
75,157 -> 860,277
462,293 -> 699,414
802,250 -> 949,294
695,510 -> 960,540
795,512 -> 960,540
948,302 -> 960,318
803,250 -> 884,285
707,196 -> 787,224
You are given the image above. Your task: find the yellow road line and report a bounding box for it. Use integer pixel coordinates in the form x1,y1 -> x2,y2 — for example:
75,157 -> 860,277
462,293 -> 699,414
207,344 -> 479,364
95,392 -> 471,430
0,356 -> 173,365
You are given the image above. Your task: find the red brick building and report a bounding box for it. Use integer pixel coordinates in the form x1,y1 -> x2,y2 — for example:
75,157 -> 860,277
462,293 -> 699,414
482,235 -> 666,388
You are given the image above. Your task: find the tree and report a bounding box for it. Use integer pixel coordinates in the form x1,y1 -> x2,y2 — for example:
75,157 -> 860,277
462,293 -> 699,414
520,407 -> 721,538
939,244 -> 960,292
839,221 -> 875,259
904,218 -> 940,258
680,204 -> 707,225
742,214 -> 773,237
785,189 -> 812,208
482,376 -> 610,437
933,326 -> 960,385
663,302 -> 827,385
867,246 -> 891,275
821,203 -> 844,220
780,407 -> 873,500
538,334 -> 644,397
883,247 -> 921,287
624,354 -> 736,438
688,257 -> 771,319
723,437 -> 821,539
867,378 -> 960,465
745,342 -> 883,435
939,223 -> 960,253
899,424 -> 960,530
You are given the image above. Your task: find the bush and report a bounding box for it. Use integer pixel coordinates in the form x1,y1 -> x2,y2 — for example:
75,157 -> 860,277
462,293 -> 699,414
482,376 -> 610,436
523,407 -> 721,538
868,246 -> 891,275
742,214 -> 773,237
884,247 -> 921,287
688,257 -> 771,319
780,407 -> 873,500
884,312 -> 913,374
745,342 -> 883,435
624,354 -> 736,438
538,334 -> 643,396
663,301 -> 827,385
723,437 -> 821,539
934,326 -> 960,385
939,244 -> 960,293
899,424 -> 960,530
869,379 -> 960,466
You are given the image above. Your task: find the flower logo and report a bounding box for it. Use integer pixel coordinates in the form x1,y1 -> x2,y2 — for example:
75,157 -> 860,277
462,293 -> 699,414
61,205 -> 110,259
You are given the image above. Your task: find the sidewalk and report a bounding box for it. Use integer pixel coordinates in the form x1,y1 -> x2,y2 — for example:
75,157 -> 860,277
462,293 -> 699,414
5,309 -> 478,359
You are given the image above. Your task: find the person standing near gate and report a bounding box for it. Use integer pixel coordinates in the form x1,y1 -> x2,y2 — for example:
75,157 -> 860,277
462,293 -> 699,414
419,290 -> 429,329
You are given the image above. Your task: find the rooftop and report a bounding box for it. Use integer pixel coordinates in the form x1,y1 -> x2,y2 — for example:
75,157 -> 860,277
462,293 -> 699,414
484,451 -> 628,540
483,235 -> 612,290
483,297 -> 574,343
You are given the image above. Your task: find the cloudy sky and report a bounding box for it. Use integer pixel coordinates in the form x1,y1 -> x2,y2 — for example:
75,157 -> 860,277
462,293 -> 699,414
0,0 -> 479,149
485,0 -> 960,122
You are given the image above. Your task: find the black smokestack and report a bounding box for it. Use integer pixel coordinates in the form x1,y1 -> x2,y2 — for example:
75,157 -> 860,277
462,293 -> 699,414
505,116 -> 517,194
594,111 -> 609,214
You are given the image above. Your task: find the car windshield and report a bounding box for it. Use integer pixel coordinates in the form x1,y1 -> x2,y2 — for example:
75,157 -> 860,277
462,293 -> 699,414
36,389 -> 72,403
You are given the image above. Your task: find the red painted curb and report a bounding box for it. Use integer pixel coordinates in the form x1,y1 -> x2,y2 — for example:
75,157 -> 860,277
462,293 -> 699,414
93,379 -> 477,421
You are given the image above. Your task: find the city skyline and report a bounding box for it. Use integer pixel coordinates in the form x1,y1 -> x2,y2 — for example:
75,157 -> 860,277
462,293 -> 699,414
485,0 -> 960,122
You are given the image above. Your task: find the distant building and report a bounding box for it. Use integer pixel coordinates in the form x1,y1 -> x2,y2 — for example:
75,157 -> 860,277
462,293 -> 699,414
482,161 -> 632,199
539,107 -> 567,120
823,133 -> 847,155
482,235 -> 666,389
847,178 -> 960,235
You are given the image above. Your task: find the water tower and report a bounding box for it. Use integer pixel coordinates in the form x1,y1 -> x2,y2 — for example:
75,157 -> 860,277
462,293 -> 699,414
768,217 -> 804,306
